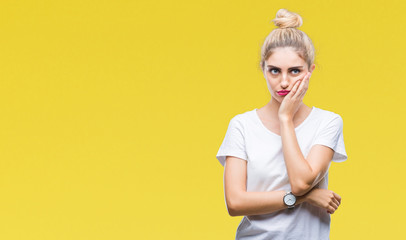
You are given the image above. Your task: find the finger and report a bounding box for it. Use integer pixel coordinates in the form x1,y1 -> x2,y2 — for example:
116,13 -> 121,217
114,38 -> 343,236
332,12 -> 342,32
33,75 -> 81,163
294,78 -> 306,98
301,72 -> 311,81
332,197 -> 340,207
289,79 -> 302,96
333,192 -> 342,204
305,72 -> 311,86
330,201 -> 338,210
303,72 -> 311,87
328,206 -> 335,214
306,72 -> 312,80
296,74 -> 310,99
297,78 -> 309,99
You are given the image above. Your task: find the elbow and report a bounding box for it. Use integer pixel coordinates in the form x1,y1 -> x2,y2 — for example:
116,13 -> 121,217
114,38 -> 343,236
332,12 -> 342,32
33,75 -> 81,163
291,181 -> 312,196
225,194 -> 243,217
227,205 -> 239,217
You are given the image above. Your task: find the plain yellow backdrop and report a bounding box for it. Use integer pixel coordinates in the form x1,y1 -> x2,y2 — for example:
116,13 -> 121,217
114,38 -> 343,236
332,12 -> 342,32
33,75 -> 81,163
0,0 -> 404,239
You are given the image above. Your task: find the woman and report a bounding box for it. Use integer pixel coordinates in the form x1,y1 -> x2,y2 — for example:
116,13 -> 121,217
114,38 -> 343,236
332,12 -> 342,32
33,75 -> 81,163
216,9 -> 348,239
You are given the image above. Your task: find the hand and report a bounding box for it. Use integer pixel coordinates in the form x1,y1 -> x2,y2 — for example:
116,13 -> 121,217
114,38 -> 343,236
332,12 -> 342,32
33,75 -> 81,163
305,188 -> 342,214
278,72 -> 311,121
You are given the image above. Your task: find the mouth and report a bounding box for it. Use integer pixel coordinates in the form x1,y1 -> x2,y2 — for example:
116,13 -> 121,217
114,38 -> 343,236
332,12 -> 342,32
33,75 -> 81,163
277,90 -> 290,96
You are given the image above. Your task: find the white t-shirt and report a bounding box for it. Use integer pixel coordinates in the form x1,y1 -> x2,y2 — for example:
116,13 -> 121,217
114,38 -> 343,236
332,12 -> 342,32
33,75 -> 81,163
216,106 -> 348,240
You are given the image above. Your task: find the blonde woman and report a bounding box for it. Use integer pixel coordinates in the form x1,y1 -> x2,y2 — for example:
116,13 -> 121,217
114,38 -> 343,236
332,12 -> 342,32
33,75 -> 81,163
216,9 -> 348,239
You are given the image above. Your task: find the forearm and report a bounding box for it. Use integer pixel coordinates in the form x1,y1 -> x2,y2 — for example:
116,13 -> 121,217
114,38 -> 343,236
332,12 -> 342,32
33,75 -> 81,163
228,190 -> 308,217
279,119 -> 314,195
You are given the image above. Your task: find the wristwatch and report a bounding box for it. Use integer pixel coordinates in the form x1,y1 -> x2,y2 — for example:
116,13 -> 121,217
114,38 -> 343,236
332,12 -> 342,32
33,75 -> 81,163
283,191 -> 297,209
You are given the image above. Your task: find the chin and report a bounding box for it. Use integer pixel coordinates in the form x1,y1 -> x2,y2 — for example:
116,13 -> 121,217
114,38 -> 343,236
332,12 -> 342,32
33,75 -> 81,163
271,94 -> 282,103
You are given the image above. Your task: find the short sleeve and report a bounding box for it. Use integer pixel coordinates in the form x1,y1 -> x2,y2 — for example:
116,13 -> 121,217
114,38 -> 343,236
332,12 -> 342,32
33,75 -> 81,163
312,114 -> 348,163
216,115 -> 248,167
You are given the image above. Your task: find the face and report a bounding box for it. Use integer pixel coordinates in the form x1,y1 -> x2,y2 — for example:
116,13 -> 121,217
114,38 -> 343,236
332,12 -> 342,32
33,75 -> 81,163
263,47 -> 315,102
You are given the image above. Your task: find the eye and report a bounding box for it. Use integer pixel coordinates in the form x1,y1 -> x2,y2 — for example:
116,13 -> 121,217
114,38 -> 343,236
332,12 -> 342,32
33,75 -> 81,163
291,69 -> 301,74
268,68 -> 301,75
268,68 -> 279,74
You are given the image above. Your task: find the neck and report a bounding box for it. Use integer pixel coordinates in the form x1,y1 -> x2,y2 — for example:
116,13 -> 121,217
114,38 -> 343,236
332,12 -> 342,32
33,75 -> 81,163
264,98 -> 306,121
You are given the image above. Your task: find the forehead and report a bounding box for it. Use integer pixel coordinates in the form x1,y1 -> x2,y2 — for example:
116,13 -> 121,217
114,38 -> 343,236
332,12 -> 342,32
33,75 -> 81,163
265,47 -> 305,67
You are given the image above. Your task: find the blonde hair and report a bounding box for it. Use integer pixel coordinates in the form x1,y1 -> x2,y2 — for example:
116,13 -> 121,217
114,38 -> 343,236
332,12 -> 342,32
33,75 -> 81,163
260,9 -> 316,72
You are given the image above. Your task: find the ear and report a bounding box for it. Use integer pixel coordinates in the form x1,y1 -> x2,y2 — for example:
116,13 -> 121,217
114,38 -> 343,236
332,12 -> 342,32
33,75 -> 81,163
310,64 -> 316,73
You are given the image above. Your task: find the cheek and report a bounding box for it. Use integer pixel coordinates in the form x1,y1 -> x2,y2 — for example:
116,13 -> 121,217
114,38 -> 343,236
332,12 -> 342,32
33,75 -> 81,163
266,81 -> 279,95
267,79 -> 278,90
265,79 -> 273,88
265,80 -> 271,90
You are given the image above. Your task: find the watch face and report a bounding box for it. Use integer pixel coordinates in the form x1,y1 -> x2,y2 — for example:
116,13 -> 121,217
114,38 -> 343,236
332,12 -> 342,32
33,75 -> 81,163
284,193 -> 296,206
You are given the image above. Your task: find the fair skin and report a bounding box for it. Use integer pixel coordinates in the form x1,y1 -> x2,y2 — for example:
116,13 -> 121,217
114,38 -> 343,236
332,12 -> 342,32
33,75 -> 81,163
224,47 -> 341,217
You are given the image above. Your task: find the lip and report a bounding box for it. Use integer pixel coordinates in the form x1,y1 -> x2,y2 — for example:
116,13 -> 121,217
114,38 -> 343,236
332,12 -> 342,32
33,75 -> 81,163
277,90 -> 290,96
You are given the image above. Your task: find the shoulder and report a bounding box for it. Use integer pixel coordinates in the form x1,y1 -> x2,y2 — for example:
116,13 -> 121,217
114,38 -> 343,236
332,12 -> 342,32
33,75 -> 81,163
313,106 -> 344,129
230,109 -> 253,124
314,106 -> 343,121
227,109 -> 254,131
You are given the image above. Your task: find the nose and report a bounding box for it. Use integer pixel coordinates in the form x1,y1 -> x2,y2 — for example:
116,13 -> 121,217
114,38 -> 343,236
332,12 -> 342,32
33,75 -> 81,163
280,74 -> 289,89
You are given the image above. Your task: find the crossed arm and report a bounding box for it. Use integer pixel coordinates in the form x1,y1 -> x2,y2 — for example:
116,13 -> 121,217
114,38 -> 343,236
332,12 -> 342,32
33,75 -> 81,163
224,156 -> 309,216
224,119 -> 337,216
279,118 -> 335,196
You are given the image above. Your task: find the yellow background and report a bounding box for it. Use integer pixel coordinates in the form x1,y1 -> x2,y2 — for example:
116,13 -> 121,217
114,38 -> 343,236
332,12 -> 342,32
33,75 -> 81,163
0,0 -> 404,239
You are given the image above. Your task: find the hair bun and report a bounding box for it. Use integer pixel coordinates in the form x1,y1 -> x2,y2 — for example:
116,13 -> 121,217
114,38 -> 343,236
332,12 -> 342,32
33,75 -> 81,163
271,8 -> 303,29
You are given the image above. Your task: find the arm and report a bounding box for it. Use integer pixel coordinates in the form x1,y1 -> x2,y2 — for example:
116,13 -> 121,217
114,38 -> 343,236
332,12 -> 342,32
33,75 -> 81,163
279,119 -> 334,196
224,156 -> 309,216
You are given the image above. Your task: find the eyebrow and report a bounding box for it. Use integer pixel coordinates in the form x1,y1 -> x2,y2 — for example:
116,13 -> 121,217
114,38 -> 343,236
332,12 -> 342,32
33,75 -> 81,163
267,65 -> 304,69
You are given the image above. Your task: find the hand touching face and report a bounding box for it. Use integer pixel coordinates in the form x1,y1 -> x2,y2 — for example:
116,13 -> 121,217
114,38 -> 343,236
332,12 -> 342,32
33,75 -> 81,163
278,72 -> 311,120
264,47 -> 314,103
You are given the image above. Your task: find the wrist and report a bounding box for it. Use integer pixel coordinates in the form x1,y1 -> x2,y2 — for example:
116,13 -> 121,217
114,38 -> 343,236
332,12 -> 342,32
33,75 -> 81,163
279,116 -> 293,124
296,194 -> 308,205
